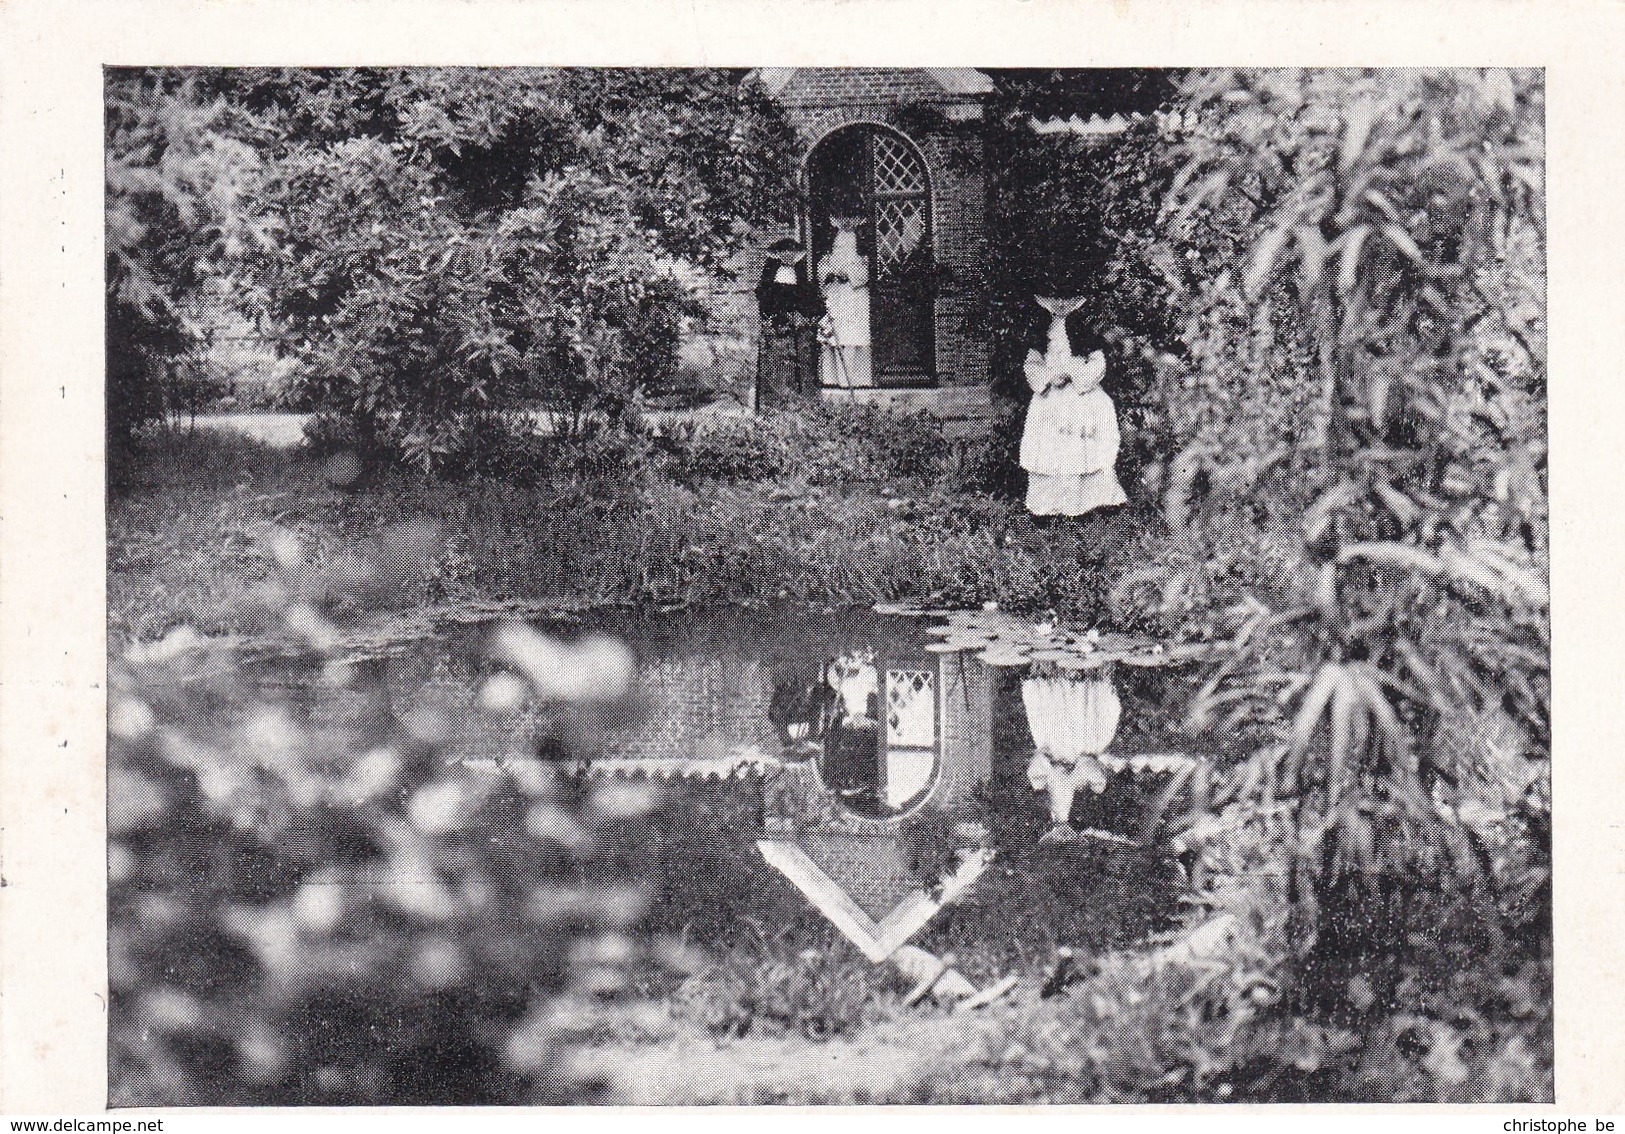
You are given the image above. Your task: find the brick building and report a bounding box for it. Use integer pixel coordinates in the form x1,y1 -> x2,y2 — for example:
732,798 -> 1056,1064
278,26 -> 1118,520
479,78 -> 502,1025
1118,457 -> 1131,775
746,67 -> 995,429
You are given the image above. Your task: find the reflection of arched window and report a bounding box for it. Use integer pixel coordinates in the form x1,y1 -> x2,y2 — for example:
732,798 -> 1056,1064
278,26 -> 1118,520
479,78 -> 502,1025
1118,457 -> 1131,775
823,653 -> 938,819
805,125 -> 935,382
819,653 -> 881,802
768,646 -> 943,820
826,652 -> 879,721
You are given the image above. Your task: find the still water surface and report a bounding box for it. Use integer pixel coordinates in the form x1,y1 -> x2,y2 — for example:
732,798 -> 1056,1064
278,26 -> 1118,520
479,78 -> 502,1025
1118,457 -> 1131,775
252,604 -> 1197,982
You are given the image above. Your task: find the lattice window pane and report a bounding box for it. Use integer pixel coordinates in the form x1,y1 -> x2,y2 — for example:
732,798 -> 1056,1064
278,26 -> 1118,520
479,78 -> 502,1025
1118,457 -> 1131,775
885,668 -> 936,748
875,198 -> 926,270
872,133 -> 927,196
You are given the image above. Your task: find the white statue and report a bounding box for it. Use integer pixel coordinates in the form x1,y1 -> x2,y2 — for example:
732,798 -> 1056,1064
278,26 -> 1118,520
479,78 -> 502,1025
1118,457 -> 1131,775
1019,297 -> 1127,517
817,218 -> 873,389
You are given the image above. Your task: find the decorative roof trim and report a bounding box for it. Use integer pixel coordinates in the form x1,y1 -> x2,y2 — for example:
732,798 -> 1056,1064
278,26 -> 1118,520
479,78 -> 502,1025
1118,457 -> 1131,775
566,751 -> 781,781
1030,111 -> 1133,137
1028,109 -> 1192,137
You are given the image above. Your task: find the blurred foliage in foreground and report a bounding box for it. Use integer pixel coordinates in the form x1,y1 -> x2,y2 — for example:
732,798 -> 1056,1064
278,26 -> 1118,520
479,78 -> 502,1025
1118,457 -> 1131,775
108,526 -> 659,1104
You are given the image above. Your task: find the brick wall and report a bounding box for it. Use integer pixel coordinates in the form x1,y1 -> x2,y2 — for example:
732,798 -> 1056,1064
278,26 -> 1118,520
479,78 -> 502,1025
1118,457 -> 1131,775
920,128 -> 990,390
799,830 -> 921,920
932,652 -> 993,813
767,69 -> 992,393
769,68 -> 972,111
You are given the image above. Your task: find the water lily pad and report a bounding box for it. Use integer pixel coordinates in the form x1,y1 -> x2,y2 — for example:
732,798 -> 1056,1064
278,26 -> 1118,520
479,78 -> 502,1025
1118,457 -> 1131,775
979,647 -> 1030,667
1027,648 -> 1075,662
925,641 -> 968,654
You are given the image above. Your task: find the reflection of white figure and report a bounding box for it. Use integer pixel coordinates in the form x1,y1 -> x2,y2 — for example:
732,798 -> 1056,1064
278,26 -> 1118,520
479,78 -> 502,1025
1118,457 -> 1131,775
818,218 -> 873,389
825,651 -> 878,724
1020,297 -> 1128,517
1023,674 -> 1122,827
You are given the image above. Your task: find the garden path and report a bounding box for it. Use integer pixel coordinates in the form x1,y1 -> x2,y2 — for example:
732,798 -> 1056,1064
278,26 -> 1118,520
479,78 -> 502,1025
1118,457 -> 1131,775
596,1010 -> 989,1104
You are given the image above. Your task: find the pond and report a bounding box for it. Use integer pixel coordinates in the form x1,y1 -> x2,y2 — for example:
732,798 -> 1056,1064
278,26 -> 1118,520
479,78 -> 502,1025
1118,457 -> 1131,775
247,603 -> 1202,1026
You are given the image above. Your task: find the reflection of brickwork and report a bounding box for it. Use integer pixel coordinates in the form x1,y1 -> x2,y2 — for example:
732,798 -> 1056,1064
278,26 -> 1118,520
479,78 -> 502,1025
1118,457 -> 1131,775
799,831 -> 919,921
597,656 -> 777,762
933,653 -> 993,814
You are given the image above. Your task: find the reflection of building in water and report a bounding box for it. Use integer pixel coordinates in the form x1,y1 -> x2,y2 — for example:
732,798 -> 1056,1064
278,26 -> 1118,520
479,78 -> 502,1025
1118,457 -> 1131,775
761,647 -> 993,924
570,637 -> 992,829
594,654 -> 779,764
766,645 -> 992,828
759,645 -> 995,955
567,631 -> 996,954
794,647 -> 939,817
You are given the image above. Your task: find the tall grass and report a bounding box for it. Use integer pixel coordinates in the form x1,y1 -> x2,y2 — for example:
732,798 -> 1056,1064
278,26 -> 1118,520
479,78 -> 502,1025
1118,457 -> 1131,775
109,424 -> 1160,642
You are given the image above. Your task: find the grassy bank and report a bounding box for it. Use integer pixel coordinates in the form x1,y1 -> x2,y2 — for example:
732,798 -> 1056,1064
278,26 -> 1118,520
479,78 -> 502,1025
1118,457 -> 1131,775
109,408 -> 1166,643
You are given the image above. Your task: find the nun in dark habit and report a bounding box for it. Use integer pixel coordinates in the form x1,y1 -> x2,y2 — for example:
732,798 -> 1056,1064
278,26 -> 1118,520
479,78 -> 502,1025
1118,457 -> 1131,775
755,237 -> 823,408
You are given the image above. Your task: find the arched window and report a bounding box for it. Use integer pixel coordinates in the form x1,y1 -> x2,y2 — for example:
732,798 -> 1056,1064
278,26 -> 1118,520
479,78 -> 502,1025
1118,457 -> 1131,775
805,125 -> 935,383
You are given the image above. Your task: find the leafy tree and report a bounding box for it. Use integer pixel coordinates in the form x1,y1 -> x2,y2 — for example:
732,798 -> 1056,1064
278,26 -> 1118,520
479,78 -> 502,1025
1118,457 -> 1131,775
105,70 -> 262,470
1135,70 -> 1548,950
234,68 -> 798,468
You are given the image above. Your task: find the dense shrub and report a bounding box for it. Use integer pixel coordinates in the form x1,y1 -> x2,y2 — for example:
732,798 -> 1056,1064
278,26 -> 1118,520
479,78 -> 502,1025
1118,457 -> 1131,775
667,417 -> 790,482
1116,70 -> 1550,1055
232,68 -> 798,469
667,398 -> 947,487
940,398 -> 1026,498
106,72 -> 262,469
808,399 -> 945,482
900,923 -> 1549,1104
671,932 -> 901,1042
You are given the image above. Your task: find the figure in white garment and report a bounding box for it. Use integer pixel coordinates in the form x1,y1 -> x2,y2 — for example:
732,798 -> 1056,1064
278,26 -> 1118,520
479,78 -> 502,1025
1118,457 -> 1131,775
817,217 -> 874,389
1019,297 -> 1128,517
1022,672 -> 1122,839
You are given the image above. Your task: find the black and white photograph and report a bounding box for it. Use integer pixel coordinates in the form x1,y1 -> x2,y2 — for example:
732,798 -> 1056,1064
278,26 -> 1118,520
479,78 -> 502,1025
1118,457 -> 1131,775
90,60 -> 1560,1106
